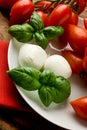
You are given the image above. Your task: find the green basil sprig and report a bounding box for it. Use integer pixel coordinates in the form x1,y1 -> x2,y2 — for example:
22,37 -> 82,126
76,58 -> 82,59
7,67 -> 41,90
34,31 -> 48,49
30,11 -> 44,30
9,23 -> 34,43
7,67 -> 71,107
9,11 -> 64,49
43,26 -> 64,40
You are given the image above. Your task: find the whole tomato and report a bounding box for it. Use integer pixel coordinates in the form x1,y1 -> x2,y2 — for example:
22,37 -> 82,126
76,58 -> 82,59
74,0 -> 86,14
61,50 -> 83,74
36,11 -> 48,27
47,4 -> 72,26
9,0 -> 34,25
70,96 -> 87,120
84,18 -> 87,29
64,24 -> 87,55
0,0 -> 19,9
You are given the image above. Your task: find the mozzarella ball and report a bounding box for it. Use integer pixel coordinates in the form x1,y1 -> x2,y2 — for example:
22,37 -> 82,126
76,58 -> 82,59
18,44 -> 47,70
44,54 -> 72,78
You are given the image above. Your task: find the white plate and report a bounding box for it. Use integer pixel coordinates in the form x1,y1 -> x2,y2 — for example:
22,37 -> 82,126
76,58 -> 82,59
8,17 -> 87,130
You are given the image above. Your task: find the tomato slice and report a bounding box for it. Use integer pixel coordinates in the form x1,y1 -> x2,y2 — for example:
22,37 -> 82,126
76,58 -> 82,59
70,96 -> 87,120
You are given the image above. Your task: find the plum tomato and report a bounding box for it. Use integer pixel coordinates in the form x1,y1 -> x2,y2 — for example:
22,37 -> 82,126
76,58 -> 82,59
47,4 -> 72,26
9,0 -> 34,25
64,24 -> 87,55
61,50 -> 83,74
70,96 -> 87,120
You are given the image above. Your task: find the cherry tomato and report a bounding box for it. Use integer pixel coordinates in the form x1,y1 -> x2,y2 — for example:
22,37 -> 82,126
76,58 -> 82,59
70,96 -> 87,120
9,0 -> 34,25
69,12 -> 78,25
47,4 -> 72,26
0,0 -> 19,9
84,18 -> 87,29
64,24 -> 87,55
36,11 -> 48,27
61,50 -> 83,74
35,1 -> 52,13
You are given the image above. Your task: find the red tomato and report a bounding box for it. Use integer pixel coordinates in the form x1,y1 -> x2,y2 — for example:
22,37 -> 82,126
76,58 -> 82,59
64,24 -> 87,55
47,4 -> 72,26
74,0 -> 86,14
36,11 -> 48,27
84,18 -> 87,29
69,12 -> 78,25
70,96 -> 87,120
61,50 -> 83,74
9,0 -> 34,25
35,1 -> 52,13
0,0 -> 19,9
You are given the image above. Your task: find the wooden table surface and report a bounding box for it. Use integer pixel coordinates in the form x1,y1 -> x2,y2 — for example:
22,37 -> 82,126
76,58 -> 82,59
0,7 -> 87,130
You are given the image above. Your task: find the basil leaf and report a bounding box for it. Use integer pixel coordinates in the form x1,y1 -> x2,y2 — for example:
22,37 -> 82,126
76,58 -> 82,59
9,23 -> 34,43
43,26 -> 64,40
7,67 -> 41,91
34,31 -> 48,49
30,12 -> 44,30
38,86 -> 53,107
53,76 -> 71,103
39,70 -> 56,86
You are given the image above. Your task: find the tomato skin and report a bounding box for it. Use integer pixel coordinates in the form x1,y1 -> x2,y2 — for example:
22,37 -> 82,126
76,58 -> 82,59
0,0 -> 19,9
47,4 -> 72,26
69,12 -> 78,25
61,50 -> 83,74
35,1 -> 52,13
84,18 -> 87,29
36,11 -> 48,27
9,0 -> 34,25
64,24 -> 87,55
70,96 -> 87,120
